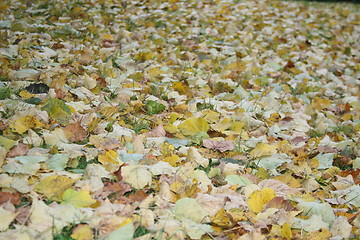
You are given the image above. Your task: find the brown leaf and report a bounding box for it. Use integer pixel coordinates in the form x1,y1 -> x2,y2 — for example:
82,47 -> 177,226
337,169 -> 360,185
15,205 -> 31,225
126,190 -> 148,202
145,124 -> 166,137
264,197 -> 296,211
203,139 -> 235,152
64,122 -> 87,142
96,181 -> 132,201
258,179 -> 301,197
113,164 -> 127,181
0,120 -> 8,131
6,143 -> 29,158
0,191 -> 21,205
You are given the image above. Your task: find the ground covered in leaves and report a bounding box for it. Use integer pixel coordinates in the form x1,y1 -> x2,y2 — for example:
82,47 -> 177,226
0,0 -> 359,239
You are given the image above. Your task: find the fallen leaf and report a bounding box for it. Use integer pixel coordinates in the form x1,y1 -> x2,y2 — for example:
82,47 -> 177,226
64,122 -> 87,142
46,153 -> 69,171
71,224 -> 94,240
178,117 -> 209,136
258,179 -> 300,197
330,216 -> 352,239
211,208 -> 234,228
41,98 -> 72,124
98,150 -> 121,171
225,175 -> 253,186
174,197 -> 208,223
202,139 -> 235,152
0,191 -> 21,205
6,143 -> 29,158
121,165 -> 152,189
35,175 -> 77,201
62,189 -> 97,208
102,219 -> 134,240
249,143 -> 277,158
0,205 -> 18,231
0,136 -> 16,151
9,115 -> 44,134
247,187 -> 276,213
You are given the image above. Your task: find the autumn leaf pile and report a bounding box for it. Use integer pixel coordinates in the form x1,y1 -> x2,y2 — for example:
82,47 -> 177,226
0,0 -> 359,239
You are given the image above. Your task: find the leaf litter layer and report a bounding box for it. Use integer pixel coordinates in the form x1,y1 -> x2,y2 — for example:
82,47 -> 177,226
0,0 -> 359,239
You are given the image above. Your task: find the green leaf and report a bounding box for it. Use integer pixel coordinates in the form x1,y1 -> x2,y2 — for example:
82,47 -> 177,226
174,198 -> 208,223
103,221 -> 134,240
47,154 -> 69,171
144,100 -> 165,114
225,175 -> 253,186
41,98 -> 71,124
0,87 -> 11,100
0,136 -> 16,151
189,131 -> 209,145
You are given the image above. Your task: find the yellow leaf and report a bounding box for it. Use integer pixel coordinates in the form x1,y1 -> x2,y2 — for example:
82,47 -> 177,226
10,115 -> 44,134
35,176 -> 77,201
211,208 -> 233,228
118,218 -> 132,228
71,224 -> 94,240
273,173 -> 301,188
98,150 -> 119,165
101,33 -> 114,40
147,67 -> 164,77
311,97 -> 331,111
169,112 -> 180,123
249,142 -> 277,158
247,187 -> 276,213
160,142 -> 175,156
211,118 -> 232,132
19,90 -> 35,99
62,189 -> 97,208
341,113 -> 352,121
255,167 -> 270,181
178,117 -> 209,136
281,222 -> 292,239
98,150 -> 120,171
162,155 -> 180,167
0,136 -> 16,151
304,228 -> 332,240
164,123 -> 177,133
229,121 -> 245,132
226,61 -> 245,72
267,113 -> 282,122
173,81 -> 190,95
201,109 -> 220,123
227,208 -> 247,222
